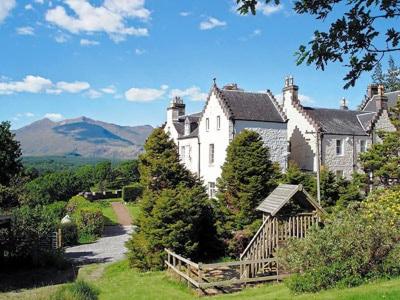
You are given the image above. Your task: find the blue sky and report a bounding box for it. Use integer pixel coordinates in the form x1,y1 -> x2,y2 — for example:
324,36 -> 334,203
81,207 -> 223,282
0,0 -> 398,129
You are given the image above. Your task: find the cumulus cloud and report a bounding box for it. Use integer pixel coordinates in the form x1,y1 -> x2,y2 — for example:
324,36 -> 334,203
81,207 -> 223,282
86,89 -> 102,99
55,34 -> 69,43
125,86 -> 166,102
257,3 -> 284,16
169,86 -> 208,101
0,0 -> 16,23
16,26 -> 35,36
0,75 -> 91,95
275,93 -> 315,105
80,38 -> 100,46
44,113 -> 64,121
56,81 -> 90,93
45,0 -> 150,42
200,17 -> 226,30
101,86 -> 116,94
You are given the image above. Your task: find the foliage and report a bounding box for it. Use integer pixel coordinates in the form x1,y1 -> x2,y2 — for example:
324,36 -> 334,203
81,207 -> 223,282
122,183 -> 143,202
60,222 -> 78,246
319,168 -> 341,207
336,173 -> 366,208
217,130 -> 278,230
283,162 -> 316,196
372,56 -> 400,92
127,128 -> 221,270
278,191 -> 400,293
113,160 -> 140,187
0,121 -> 23,187
235,0 -> 400,88
51,280 -> 99,300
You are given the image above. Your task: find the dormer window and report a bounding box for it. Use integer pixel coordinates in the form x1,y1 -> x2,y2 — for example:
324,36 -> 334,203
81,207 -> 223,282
184,121 -> 190,136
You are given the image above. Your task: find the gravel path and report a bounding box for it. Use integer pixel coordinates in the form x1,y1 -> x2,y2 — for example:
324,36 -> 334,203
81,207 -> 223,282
65,225 -> 133,264
65,202 -> 134,264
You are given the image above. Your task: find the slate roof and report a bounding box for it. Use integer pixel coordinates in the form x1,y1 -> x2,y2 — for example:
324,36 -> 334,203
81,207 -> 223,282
256,184 -> 324,216
218,89 -> 286,123
362,90 -> 400,112
357,112 -> 377,131
303,107 -> 370,135
175,112 -> 201,139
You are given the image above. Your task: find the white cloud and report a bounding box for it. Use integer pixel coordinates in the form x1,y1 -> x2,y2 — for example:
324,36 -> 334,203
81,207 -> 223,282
0,75 -> 52,94
55,34 -> 69,43
169,86 -> 208,101
179,11 -> 191,17
257,3 -> 284,16
16,26 -> 35,36
25,112 -> 35,117
0,75 -> 92,95
125,86 -> 166,102
161,84 -> 169,90
0,0 -> 16,23
45,0 -> 150,42
275,93 -> 314,105
86,89 -> 102,99
25,4 -> 33,10
56,81 -> 90,93
251,29 -> 261,37
200,17 -> 226,30
34,0 -> 44,4
44,113 -> 64,121
80,38 -> 99,46
101,85 -> 116,94
134,48 -> 146,55
14,112 -> 35,121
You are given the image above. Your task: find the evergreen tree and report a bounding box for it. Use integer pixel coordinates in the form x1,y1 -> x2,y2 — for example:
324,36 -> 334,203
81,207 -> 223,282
336,173 -> 366,208
372,62 -> 385,85
217,130 -> 278,229
126,128 -> 221,270
385,56 -> 400,92
319,168 -> 341,207
0,121 -> 23,186
284,162 -> 316,196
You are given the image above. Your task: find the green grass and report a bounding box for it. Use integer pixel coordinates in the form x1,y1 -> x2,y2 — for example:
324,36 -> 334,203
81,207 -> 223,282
125,202 -> 141,222
1,260 -> 400,300
98,199 -> 121,226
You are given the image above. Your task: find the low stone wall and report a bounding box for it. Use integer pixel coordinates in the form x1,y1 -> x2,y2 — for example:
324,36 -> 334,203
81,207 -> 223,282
79,190 -> 122,201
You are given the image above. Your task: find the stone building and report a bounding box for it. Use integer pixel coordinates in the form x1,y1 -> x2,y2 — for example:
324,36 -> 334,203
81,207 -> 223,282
165,83 -> 288,197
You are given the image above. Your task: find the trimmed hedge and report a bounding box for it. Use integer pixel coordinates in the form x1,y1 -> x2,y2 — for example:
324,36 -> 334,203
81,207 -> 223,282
122,183 -> 143,202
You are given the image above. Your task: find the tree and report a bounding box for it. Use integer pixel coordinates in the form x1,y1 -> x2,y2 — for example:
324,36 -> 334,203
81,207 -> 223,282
235,0 -> 400,88
283,162 -> 316,196
126,128 -> 221,270
372,62 -> 385,85
0,121 -> 23,186
385,56 -> 400,92
217,130 -> 278,229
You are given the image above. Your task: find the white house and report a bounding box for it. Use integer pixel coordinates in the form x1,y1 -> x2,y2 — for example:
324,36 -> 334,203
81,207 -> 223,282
282,77 -> 398,179
165,83 -> 288,197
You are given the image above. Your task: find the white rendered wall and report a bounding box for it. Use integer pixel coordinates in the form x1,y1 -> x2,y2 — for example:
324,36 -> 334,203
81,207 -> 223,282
198,92 -> 231,186
234,121 -> 288,171
178,137 -> 200,175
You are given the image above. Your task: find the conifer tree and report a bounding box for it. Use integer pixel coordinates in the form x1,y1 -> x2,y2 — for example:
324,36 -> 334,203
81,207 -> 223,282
372,62 -> 385,85
217,130 -> 278,229
385,56 -> 400,92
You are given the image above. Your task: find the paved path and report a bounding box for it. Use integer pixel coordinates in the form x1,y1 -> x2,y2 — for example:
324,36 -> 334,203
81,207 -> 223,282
65,202 -> 134,264
111,202 -> 132,225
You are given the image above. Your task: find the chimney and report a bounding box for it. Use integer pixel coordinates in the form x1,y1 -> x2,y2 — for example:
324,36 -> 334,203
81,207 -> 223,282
367,84 -> 379,99
340,97 -> 348,110
375,85 -> 388,110
167,96 -> 185,122
282,76 -> 299,110
223,83 -> 242,91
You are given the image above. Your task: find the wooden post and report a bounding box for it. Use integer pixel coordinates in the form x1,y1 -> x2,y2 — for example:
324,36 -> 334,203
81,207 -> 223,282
58,228 -> 62,249
186,263 -> 191,287
198,263 -> 203,283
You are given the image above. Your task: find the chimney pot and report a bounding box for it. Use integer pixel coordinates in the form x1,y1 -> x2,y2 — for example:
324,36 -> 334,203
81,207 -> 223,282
340,97 -> 348,110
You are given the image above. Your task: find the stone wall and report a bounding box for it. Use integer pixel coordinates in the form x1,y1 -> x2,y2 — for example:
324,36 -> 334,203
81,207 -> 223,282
80,190 -> 122,201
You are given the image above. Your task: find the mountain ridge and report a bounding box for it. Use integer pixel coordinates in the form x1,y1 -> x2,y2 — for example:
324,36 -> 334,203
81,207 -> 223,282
14,117 -> 153,159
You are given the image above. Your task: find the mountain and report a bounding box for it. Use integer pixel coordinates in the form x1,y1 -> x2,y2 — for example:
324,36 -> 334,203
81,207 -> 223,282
14,117 -> 153,159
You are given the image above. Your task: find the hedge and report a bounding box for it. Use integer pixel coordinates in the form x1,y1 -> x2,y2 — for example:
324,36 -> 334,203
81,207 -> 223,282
122,183 -> 143,202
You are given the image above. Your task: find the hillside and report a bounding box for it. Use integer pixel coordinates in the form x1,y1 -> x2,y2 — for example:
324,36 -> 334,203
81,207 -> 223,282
14,117 -> 153,159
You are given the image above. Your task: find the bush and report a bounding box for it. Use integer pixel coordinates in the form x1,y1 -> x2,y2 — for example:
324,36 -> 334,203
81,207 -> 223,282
60,222 -> 78,246
278,198 -> 400,293
122,183 -> 143,202
51,280 -> 99,300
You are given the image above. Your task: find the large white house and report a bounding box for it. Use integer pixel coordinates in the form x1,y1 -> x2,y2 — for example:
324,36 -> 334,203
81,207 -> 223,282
165,83 -> 288,197
164,79 -> 399,196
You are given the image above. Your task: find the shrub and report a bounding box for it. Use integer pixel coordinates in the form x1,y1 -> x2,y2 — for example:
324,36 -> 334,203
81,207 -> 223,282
278,199 -> 400,293
60,222 -> 78,246
51,280 -> 99,300
122,183 -> 143,202
75,208 -> 104,239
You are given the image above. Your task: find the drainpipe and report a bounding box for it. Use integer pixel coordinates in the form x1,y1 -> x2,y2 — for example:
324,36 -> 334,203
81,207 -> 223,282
198,138 -> 201,177
316,131 -> 321,205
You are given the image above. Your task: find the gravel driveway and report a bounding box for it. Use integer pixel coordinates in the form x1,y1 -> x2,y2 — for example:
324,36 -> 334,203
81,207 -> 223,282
65,225 -> 134,264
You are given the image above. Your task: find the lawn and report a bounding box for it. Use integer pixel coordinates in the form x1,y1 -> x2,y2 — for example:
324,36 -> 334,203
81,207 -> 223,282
126,202 -> 141,222
1,260 -> 399,300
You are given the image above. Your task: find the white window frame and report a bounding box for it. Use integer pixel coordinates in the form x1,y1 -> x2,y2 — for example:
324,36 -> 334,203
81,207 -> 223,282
209,144 -> 214,165
206,118 -> 210,132
336,139 -> 343,156
188,146 -> 192,162
208,182 -> 216,198
217,116 -> 221,130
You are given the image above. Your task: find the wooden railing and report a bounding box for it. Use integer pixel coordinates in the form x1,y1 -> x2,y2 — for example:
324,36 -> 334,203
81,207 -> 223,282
239,214 -> 319,278
165,249 -> 287,289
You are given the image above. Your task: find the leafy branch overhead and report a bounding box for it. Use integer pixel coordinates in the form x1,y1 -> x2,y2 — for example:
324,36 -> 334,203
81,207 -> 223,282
236,0 -> 400,88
